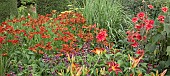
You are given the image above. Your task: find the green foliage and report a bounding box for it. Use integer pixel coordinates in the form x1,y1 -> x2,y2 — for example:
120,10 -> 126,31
0,0 -> 18,23
82,0 -> 131,42
36,0 -> 69,15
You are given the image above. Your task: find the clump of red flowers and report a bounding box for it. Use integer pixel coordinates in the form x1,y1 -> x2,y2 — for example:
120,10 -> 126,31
128,12 -> 155,47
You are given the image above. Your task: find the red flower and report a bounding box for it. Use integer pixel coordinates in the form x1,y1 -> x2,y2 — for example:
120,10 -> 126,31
137,12 -> 145,19
41,34 -> 51,39
161,7 -> 168,13
146,24 -> 153,31
2,53 -> 7,56
135,24 -> 142,30
136,49 -> 144,55
7,39 -> 19,44
135,32 -> 142,40
0,36 -> 5,43
45,42 -> 53,50
158,15 -> 165,23
132,17 -> 138,23
149,19 -> 154,25
96,30 -> 107,41
107,61 -> 122,75
126,30 -> 131,35
148,5 -> 154,9
131,41 -> 138,47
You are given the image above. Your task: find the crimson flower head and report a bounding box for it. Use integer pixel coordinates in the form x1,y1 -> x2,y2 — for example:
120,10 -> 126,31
96,30 -> 107,41
161,7 -> 168,13
107,61 -> 122,75
131,41 -> 138,47
136,49 -> 144,55
148,5 -> 154,9
132,17 -> 138,23
137,12 -> 145,19
134,32 -> 142,40
146,24 -> 153,31
149,20 -> 154,25
158,15 -> 165,23
135,24 -> 142,30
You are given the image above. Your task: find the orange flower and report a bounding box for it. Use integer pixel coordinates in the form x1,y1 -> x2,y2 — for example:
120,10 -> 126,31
91,48 -> 106,55
45,42 -> 53,50
55,53 -> 63,57
7,39 -> 19,44
2,53 -> 7,56
128,49 -> 144,68
107,61 -> 122,75
151,69 -> 167,76
29,47 -> 37,53
41,34 -> 51,39
38,50 -> 44,54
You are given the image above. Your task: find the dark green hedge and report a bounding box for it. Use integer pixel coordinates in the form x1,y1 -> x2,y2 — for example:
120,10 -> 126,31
36,0 -> 69,15
0,0 -> 18,23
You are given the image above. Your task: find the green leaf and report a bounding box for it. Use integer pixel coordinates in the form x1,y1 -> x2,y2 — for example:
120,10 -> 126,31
152,34 -> 162,43
166,46 -> 170,56
164,24 -> 170,35
117,60 -> 124,66
28,51 -> 34,55
105,54 -> 112,59
123,67 -> 129,72
145,43 -> 156,52
140,63 -> 147,68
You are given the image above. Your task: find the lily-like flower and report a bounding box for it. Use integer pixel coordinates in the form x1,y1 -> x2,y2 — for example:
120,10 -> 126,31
128,49 -> 144,69
91,48 -> 106,55
107,61 -> 122,75
151,69 -> 167,76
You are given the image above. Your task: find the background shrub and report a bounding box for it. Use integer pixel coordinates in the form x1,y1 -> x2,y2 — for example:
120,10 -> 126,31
36,0 -> 69,15
0,0 -> 18,23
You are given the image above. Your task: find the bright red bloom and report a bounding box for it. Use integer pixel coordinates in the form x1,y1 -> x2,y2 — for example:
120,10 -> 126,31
96,30 -> 107,41
161,7 -> 168,13
107,61 -> 122,75
131,41 -> 138,47
135,24 -> 142,30
136,49 -> 144,55
148,5 -> 154,9
146,24 -> 153,31
149,19 -> 154,25
132,17 -> 138,23
135,32 -> 142,40
158,15 -> 165,23
137,12 -> 145,19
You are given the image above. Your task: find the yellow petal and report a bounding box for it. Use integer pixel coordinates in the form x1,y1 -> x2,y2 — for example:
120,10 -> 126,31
160,69 -> 167,76
76,67 -> 82,76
